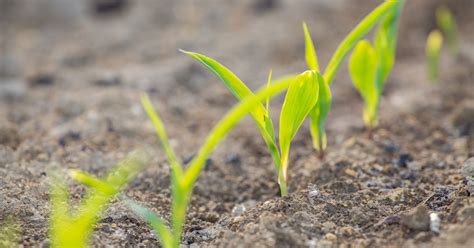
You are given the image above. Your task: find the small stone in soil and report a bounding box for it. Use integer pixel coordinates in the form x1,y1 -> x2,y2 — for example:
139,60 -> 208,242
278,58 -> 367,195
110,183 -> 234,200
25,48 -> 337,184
384,215 -> 400,225
28,72 -> 55,87
92,0 -> 128,14
398,153 -> 413,167
429,213 -> 440,234
400,205 -> 430,232
58,131 -> 81,146
94,72 -> 121,87
462,158 -> 474,194
231,204 -> 246,216
380,140 -> 400,153
183,154 -> 213,169
225,153 -> 241,166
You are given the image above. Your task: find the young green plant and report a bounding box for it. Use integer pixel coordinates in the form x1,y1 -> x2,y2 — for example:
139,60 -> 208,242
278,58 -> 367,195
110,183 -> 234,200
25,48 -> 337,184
182,51 -> 319,196
436,6 -> 459,57
123,76 -> 299,247
348,1 -> 403,128
49,150 -> 149,247
306,0 -> 403,149
426,30 -> 444,82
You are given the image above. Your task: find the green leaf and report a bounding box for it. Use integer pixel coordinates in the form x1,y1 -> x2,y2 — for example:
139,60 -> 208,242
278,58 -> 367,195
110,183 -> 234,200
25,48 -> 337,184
123,198 -> 174,248
349,40 -> 378,100
374,1 -> 403,86
309,73 -> 331,152
426,30 -> 443,82
50,150 -> 150,247
303,22 -> 319,72
279,71 -> 319,189
323,0 -> 400,85
180,50 -> 268,128
183,74 -> 294,188
141,94 -> 183,182
349,40 -> 379,126
436,6 -> 458,57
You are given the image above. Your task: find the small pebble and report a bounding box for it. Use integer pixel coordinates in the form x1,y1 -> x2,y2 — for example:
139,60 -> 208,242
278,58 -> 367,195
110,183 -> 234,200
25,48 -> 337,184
231,204 -> 246,216
398,153 -> 413,167
224,153 -> 241,166
28,72 -> 55,87
462,158 -> 474,194
429,212 -> 441,234
384,215 -> 400,225
400,205 -> 430,232
325,233 -> 337,241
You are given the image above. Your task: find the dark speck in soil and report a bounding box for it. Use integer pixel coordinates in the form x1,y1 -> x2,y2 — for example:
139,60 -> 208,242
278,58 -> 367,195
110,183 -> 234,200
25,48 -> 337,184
398,153 -> 414,168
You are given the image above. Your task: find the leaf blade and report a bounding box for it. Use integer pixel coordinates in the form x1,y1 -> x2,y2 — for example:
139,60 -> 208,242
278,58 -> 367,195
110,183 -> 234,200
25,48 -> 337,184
303,22 -> 319,72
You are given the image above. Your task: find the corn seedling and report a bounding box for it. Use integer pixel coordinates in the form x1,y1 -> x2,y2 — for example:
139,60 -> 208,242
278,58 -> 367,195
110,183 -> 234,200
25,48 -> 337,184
182,50 -> 319,196
436,6 -> 459,57
122,77 -> 296,248
426,30 -> 444,82
304,0 -> 403,153
49,150 -> 149,247
348,1 -> 403,128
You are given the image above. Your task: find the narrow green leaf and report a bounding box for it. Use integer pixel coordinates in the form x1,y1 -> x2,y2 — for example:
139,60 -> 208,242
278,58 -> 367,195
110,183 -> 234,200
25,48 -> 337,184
323,0 -> 399,85
374,0 -> 403,86
426,30 -> 443,82
309,73 -> 331,152
183,75 -> 294,188
124,199 -> 174,248
436,6 -> 458,57
180,50 -> 268,128
349,40 -> 379,126
279,71 -> 319,187
69,170 -> 115,195
349,40 -> 378,100
141,94 -> 184,181
303,22 -> 319,72
50,150 -> 150,247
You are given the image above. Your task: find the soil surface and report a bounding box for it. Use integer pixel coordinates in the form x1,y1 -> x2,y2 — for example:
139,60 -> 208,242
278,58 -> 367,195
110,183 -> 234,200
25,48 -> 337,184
1,0 -> 474,247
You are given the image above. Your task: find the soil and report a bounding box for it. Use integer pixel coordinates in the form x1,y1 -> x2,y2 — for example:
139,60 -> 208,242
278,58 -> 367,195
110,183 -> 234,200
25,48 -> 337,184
1,0 -> 474,247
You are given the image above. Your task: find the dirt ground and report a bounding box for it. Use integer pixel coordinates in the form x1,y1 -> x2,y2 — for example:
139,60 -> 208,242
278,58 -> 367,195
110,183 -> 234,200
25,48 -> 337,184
1,0 -> 474,247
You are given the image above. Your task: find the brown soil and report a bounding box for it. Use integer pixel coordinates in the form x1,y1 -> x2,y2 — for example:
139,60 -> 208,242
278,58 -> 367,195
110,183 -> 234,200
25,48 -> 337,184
1,0 -> 474,247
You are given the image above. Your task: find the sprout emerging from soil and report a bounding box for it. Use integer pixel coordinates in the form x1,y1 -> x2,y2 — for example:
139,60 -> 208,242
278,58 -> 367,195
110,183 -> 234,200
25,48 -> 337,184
49,150 -> 150,247
426,30 -> 444,82
425,6 -> 458,82
436,6 -> 459,57
182,50 -> 317,196
305,0 -> 403,152
348,2 -> 403,128
125,79 -> 294,247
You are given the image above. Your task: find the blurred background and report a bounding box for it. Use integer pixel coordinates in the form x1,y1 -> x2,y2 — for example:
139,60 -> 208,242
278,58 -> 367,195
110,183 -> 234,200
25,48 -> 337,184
1,0 -> 474,246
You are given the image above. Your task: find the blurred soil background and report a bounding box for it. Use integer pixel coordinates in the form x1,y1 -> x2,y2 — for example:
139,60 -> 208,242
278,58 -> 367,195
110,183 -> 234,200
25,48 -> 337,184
1,0 -> 474,247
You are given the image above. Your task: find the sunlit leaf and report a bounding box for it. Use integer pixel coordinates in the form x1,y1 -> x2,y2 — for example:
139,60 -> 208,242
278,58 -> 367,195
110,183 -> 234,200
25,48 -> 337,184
426,30 -> 443,82
303,22 -> 319,72
279,71 -> 319,192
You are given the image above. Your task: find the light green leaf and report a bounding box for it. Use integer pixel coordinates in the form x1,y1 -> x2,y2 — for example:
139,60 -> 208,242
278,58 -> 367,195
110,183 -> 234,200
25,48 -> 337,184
374,1 -> 403,87
323,0 -> 400,85
426,30 -> 443,82
303,22 -> 319,72
436,6 -> 458,57
180,50 -> 268,128
349,40 -> 379,126
309,73 -> 331,152
279,71 -> 319,187
50,150 -> 150,247
141,94 -> 183,182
